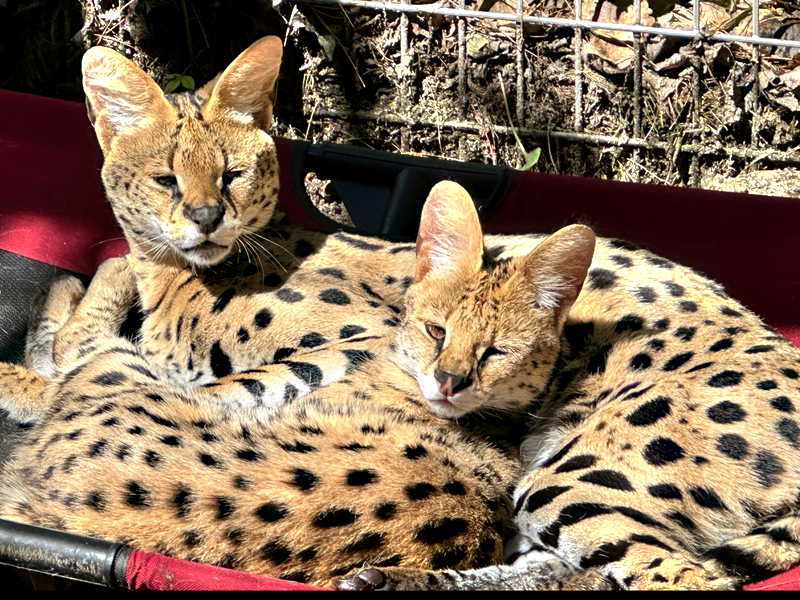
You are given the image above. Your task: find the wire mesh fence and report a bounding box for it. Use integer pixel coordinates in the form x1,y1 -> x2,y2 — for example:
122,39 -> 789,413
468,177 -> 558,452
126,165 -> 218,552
281,0 -> 800,188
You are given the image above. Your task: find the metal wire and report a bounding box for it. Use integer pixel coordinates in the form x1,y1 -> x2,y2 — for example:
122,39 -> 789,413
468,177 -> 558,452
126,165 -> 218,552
298,0 -> 800,49
296,0 -> 800,177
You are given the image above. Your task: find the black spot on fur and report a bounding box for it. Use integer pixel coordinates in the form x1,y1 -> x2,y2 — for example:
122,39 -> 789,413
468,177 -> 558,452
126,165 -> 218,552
654,318 -> 670,331
689,487 -> 728,510
319,289 -> 351,305
342,349 -> 373,369
199,453 -> 220,467
236,449 -> 261,461
720,306 -> 743,317
679,301 -> 698,313
647,483 -> 682,500
777,418 -> 800,448
666,511 -> 696,531
405,482 -> 437,500
292,469 -> 318,491
92,371 -> 127,386
431,545 -> 468,569
630,353 -> 652,370
272,363 -> 318,392
716,434 -> 749,460
520,485 -> 572,515
404,444 -> 427,459
216,498 -> 234,520
663,282 -> 684,297
662,352 -> 694,371
238,379 -> 265,398
340,325 -> 367,339
343,532 -> 386,554
643,438 -> 685,466
276,288 -> 304,303
443,481 -> 467,496
541,436 -> 581,468
211,340 -> 233,378
634,286 -> 657,303
580,540 -> 631,568
554,455 -> 597,473
273,347 -> 296,361
578,470 -> 635,491
347,469 -> 378,486
261,541 -> 292,565
414,518 -> 469,544
589,268 -> 618,290
770,397 -> 795,413
375,502 -> 397,520
707,371 -> 743,387
615,315 -> 644,333
278,441 -> 316,453
674,327 -> 697,342
299,332 -> 327,348
254,308 -> 272,328
125,482 -> 150,508
255,502 -> 288,522
753,451 -> 784,488
757,380 -> 778,390
318,267 -> 346,279
709,339 -> 733,352
781,368 -> 799,379
745,345 -> 774,354
610,255 -> 633,267
707,401 -> 746,424
627,397 -> 671,426
313,508 -> 358,528
211,288 -> 236,313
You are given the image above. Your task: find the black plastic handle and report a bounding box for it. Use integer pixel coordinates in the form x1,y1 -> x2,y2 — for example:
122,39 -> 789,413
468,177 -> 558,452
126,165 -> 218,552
290,140 -> 514,241
0,518 -> 130,588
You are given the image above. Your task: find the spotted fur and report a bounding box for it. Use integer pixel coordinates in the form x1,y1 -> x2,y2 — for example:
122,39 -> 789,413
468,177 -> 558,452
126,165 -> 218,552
338,188 -> 800,590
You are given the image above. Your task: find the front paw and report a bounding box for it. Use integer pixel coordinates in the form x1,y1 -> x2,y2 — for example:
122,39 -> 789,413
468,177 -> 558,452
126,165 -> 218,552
337,568 -> 393,591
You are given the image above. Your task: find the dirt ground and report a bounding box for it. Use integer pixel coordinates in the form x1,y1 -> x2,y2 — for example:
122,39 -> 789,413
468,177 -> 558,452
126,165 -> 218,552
2,0 -> 800,204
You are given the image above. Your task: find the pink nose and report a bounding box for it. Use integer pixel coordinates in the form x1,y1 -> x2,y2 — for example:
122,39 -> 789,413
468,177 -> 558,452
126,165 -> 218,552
434,370 -> 472,397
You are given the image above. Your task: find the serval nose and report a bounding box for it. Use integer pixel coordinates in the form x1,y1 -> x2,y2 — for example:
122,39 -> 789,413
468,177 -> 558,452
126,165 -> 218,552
434,370 -> 473,397
184,203 -> 224,235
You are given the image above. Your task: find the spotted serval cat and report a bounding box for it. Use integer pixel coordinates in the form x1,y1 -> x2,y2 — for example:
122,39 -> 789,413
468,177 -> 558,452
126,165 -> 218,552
73,36 -> 406,408
0,183 -> 556,588
336,202 -> 800,590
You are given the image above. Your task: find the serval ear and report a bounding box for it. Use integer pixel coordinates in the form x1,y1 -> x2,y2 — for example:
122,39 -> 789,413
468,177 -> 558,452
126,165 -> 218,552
204,36 -> 283,131
415,181 -> 484,282
82,46 -> 175,155
515,224 -> 596,330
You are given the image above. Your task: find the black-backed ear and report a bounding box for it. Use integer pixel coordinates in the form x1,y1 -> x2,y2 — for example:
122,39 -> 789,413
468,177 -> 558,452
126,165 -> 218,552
415,181 -> 484,282
82,46 -> 175,154
204,36 -> 283,131
516,224 -> 596,329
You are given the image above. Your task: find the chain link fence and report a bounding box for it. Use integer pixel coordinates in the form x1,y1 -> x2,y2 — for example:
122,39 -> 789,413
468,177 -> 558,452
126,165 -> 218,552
279,0 -> 800,188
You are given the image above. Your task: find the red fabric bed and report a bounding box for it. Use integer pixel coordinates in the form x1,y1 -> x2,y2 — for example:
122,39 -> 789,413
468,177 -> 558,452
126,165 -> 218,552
1,88 -> 799,590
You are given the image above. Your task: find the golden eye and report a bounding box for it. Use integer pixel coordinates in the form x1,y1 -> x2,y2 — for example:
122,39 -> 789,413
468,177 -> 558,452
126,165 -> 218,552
425,323 -> 446,340
222,170 -> 243,187
154,174 -> 177,187
480,346 -> 506,362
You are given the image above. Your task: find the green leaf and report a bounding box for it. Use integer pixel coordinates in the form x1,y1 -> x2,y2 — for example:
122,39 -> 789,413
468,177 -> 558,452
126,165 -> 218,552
180,75 -> 195,91
521,147 -> 541,171
164,78 -> 181,94
0,1 -> 7,8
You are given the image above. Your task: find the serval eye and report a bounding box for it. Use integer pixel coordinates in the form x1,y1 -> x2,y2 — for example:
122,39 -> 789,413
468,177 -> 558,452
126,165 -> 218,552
154,175 -> 177,187
480,346 -> 506,362
222,170 -> 243,187
425,323 -> 446,340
